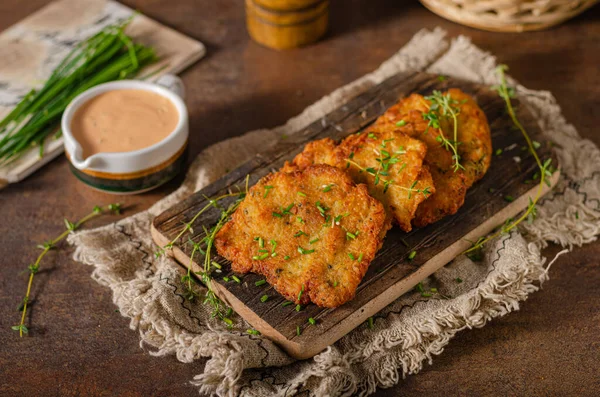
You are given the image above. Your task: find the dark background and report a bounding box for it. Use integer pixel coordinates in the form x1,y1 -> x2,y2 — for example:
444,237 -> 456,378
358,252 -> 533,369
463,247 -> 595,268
1,1 -> 599,396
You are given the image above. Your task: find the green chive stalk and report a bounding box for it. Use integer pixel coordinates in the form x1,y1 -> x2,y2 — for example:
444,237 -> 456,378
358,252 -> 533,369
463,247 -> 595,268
0,17 -> 158,164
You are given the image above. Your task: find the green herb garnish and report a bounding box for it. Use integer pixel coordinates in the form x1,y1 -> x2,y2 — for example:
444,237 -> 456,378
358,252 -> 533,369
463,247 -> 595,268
270,239 -> 278,256
298,246 -> 315,255
263,185 -> 274,198
155,176 -> 250,327
13,204 -> 120,337
315,201 -> 328,215
346,231 -> 357,240
346,152 -> 430,198
464,65 -> 556,256
255,279 -> 267,287
423,90 -> 464,172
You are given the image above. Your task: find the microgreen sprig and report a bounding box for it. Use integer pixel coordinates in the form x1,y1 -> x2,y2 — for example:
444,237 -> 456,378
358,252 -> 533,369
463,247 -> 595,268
464,65 -> 556,256
155,191 -> 243,258
182,239 -> 202,301
422,90 -> 464,173
346,157 -> 431,198
13,203 -> 121,337
199,195 -> 246,322
345,135 -> 431,197
155,177 -> 249,326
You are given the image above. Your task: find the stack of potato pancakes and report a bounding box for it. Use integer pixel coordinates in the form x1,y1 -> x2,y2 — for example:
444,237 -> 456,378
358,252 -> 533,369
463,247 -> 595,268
215,89 -> 492,308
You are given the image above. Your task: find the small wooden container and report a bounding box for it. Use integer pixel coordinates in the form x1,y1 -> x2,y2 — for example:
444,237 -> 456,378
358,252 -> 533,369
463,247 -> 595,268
246,0 -> 329,50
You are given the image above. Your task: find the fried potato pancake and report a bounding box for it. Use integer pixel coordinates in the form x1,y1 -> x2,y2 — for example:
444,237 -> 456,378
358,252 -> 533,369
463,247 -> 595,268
446,88 -> 492,187
375,89 -> 491,227
283,130 -> 435,232
375,103 -> 468,227
215,164 -> 388,308
282,138 -> 338,172
336,128 -> 435,232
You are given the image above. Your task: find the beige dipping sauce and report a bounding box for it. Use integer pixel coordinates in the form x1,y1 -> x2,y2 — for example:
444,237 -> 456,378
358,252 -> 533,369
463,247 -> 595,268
71,89 -> 179,159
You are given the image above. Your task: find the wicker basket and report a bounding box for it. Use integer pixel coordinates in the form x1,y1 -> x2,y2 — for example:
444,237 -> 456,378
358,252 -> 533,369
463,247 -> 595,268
419,0 -> 598,32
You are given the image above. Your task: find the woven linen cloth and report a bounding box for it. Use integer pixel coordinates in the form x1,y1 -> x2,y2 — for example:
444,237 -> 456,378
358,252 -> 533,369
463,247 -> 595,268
68,28 -> 600,397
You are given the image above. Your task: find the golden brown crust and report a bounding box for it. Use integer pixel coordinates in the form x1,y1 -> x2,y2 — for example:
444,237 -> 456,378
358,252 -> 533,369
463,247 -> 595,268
375,89 -> 491,227
335,128 -> 434,232
285,130 -> 434,232
282,138 -> 338,173
375,104 -> 467,227
214,164 -> 388,308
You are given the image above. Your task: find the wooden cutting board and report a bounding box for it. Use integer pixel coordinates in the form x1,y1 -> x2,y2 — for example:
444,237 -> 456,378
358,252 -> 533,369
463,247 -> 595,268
151,71 -> 559,359
0,0 -> 205,187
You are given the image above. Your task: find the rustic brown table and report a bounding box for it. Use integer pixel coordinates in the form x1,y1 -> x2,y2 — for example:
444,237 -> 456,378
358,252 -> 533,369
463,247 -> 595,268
1,1 -> 598,396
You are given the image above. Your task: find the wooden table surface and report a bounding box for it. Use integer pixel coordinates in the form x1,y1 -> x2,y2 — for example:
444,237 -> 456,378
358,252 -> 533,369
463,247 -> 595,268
1,1 -> 598,396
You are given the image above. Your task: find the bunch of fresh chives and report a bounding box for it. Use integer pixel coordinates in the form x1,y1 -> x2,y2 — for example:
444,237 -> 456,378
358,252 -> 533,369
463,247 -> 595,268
0,17 -> 158,164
